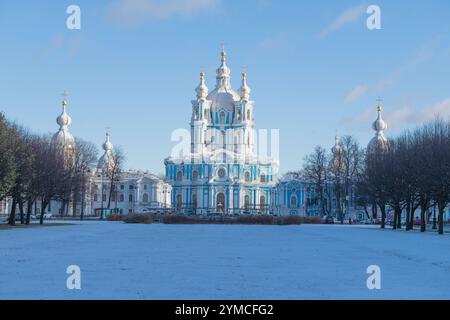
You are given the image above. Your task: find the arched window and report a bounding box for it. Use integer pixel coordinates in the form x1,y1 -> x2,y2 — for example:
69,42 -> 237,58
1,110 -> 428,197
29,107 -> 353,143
192,170 -> 198,182
192,194 -> 197,209
290,196 -> 297,208
176,171 -> 182,182
176,194 -> 182,211
219,111 -> 226,123
142,193 -> 149,203
194,107 -> 199,120
260,174 -> 266,183
244,171 -> 250,182
217,193 -> 225,213
260,195 -> 266,211
244,195 -> 250,210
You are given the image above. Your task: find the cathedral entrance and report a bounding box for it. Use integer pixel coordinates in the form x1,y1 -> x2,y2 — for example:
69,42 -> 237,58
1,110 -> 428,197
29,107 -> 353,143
216,193 -> 225,214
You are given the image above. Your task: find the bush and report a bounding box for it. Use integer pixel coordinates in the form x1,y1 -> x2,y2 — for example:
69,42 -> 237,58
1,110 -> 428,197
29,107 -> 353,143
235,215 -> 274,225
106,214 -> 124,221
275,215 -> 303,225
301,216 -> 322,224
162,214 -> 198,224
123,213 -> 153,224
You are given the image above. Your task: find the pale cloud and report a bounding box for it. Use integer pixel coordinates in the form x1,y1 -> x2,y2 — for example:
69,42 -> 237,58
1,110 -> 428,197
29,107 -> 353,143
342,98 -> 450,131
34,33 -> 83,61
106,0 -> 220,25
318,4 -> 366,38
344,84 -> 369,103
343,36 -> 446,103
259,32 -> 289,49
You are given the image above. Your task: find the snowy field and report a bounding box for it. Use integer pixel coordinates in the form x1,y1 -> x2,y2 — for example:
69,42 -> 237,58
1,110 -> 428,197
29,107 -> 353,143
1,221 -> 450,300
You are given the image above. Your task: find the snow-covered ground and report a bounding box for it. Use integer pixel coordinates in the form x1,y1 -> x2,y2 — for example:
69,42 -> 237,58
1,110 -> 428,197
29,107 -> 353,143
0,221 -> 449,299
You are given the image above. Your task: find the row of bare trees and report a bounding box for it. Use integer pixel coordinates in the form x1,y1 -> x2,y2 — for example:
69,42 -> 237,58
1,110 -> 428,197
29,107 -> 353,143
300,136 -> 365,222
300,117 -> 450,235
0,112 -> 99,225
359,118 -> 450,234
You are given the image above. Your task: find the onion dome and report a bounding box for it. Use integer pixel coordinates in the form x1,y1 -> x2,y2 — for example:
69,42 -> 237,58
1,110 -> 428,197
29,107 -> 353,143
97,130 -> 115,171
206,47 -> 241,111
368,103 -> 389,152
331,132 -> 342,155
215,46 -> 231,87
195,71 -> 208,101
239,71 -> 251,102
52,97 -> 75,152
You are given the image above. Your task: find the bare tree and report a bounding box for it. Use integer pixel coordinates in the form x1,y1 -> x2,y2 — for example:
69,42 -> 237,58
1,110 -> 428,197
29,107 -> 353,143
32,136 -> 66,225
302,146 -> 330,216
72,138 -> 98,220
0,114 -> 17,221
427,119 -> 450,235
104,147 -> 125,212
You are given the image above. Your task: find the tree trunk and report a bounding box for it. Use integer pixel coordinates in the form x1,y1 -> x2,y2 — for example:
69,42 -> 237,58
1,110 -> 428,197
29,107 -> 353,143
405,202 -> 411,231
372,203 -> 378,220
438,203 -> 445,235
18,200 -> 25,224
25,199 -> 33,225
396,207 -> 402,229
8,197 -> 17,226
420,205 -> 426,232
39,199 -> 47,225
409,205 -> 416,230
379,204 -> 386,229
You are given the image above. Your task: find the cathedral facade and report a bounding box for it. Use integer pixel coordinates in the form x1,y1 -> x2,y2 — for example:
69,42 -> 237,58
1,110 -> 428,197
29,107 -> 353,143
164,49 -> 278,215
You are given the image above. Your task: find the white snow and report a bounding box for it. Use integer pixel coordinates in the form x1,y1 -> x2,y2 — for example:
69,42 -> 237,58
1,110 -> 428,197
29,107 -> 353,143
0,221 -> 450,299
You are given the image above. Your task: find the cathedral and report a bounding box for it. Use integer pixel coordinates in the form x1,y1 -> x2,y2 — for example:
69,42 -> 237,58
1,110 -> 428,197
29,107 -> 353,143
164,48 -> 278,215
3,48 -> 446,221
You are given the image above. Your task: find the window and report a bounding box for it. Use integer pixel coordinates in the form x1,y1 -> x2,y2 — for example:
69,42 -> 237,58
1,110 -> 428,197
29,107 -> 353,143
142,193 -> 149,203
102,194 -> 107,202
218,168 -> 226,178
129,185 -> 134,190
244,171 -> 250,182
176,171 -> 183,182
244,195 -> 250,210
192,194 -> 197,209
94,194 -> 98,202
237,110 -> 241,120
129,194 -> 133,202
111,193 -> 116,202
290,196 -> 297,208
260,195 -> 266,211
260,174 -> 266,183
120,185 -> 124,190
176,194 -> 182,211
192,171 -> 198,182
204,109 -> 208,119
144,184 -> 148,190
219,111 -> 226,123
247,110 -> 251,120
119,194 -> 124,202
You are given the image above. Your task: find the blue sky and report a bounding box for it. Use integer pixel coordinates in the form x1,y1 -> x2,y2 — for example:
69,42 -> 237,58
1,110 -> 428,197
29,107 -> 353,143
0,0 -> 449,175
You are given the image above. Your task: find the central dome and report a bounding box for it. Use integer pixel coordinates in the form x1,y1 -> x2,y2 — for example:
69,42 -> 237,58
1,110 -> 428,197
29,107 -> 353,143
206,87 -> 240,111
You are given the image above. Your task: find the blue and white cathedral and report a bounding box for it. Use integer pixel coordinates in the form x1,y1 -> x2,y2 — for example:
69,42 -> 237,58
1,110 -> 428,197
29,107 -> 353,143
165,48 -> 278,215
